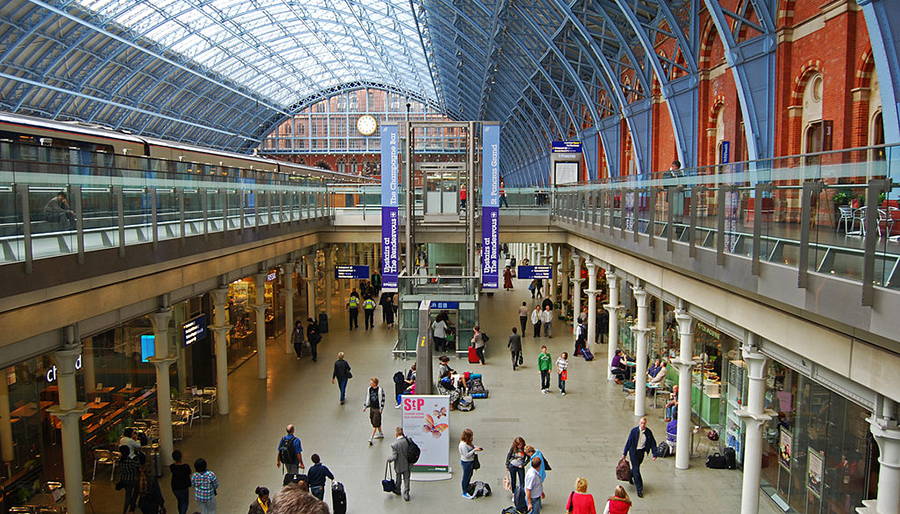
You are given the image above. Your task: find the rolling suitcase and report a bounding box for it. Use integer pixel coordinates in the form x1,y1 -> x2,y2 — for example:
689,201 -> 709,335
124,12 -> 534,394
468,345 -> 479,363
318,312 -> 329,333
332,481 -> 347,514
581,348 -> 594,361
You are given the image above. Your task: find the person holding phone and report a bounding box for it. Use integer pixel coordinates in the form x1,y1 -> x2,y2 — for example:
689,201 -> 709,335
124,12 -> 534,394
459,429 -> 483,499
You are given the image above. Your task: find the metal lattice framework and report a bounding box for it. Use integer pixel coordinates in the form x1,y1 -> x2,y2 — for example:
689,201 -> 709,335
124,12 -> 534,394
0,0 -> 898,184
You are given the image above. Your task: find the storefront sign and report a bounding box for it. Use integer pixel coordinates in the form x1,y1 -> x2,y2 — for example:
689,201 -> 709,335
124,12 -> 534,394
401,395 -> 450,473
481,123 -> 500,289
696,321 -> 721,340
430,301 -> 459,310
807,448 -> 823,498
381,124 -> 399,290
45,355 -> 83,383
779,427 -> 792,471
551,141 -> 583,153
266,271 -> 277,282
182,314 -> 207,347
334,265 -> 370,280
517,265 -> 553,280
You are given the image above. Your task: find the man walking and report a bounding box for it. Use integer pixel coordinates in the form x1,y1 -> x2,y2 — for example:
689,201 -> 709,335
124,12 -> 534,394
508,327 -> 522,371
291,320 -> 305,360
363,295 -> 377,330
538,345 -> 551,393
622,417 -> 659,497
363,378 -> 385,445
306,453 -> 334,501
346,289 -> 360,330
276,425 -> 304,474
541,305 -> 553,338
387,427 -> 411,501
531,305 -> 542,338
524,456 -> 545,514
518,302 -> 529,337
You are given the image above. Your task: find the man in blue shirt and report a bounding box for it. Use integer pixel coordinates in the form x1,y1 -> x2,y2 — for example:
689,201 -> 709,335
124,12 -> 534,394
276,424 -> 304,474
306,453 -> 334,501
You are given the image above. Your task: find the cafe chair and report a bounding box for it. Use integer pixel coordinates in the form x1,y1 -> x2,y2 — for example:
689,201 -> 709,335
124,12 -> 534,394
83,481 -> 95,514
835,205 -> 854,233
8,507 -> 33,513
200,387 -> 217,418
91,449 -> 117,481
172,408 -> 191,441
621,387 -> 636,410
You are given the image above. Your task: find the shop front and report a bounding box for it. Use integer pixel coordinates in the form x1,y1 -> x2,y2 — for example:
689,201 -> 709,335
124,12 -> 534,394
226,269 -> 286,372
760,362 -> 877,514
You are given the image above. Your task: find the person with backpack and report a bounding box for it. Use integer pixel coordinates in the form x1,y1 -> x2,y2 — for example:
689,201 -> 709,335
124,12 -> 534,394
387,427 -> 412,501
363,295 -> 377,330
276,425 -> 304,474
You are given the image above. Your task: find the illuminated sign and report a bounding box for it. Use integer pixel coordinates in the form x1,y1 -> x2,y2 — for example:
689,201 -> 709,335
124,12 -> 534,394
517,265 -> 553,280
430,301 -> 459,310
335,265 -> 369,280
45,355 -> 83,383
182,314 -> 207,347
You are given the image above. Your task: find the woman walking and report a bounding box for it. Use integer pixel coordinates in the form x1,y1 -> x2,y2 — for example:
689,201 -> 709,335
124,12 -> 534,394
565,477 -> 596,514
248,486 -> 271,514
332,352 -> 352,405
557,352 -> 569,396
137,463 -> 165,514
459,429 -> 483,499
602,486 -> 631,514
118,446 -> 140,514
169,450 -> 192,514
191,458 -> 218,514
291,320 -> 305,360
471,326 -> 486,365
505,436 -> 527,493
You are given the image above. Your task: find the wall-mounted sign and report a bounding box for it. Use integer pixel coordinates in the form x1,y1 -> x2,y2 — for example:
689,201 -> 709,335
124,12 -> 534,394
266,271 -> 277,282
182,314 -> 207,347
430,301 -> 459,310
720,141 -> 731,164
335,265 -> 369,280
551,141 -> 583,153
517,265 -> 553,280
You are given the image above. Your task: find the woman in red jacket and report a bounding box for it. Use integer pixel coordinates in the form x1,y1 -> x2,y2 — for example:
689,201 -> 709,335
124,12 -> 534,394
565,477 -> 596,514
602,485 -> 631,514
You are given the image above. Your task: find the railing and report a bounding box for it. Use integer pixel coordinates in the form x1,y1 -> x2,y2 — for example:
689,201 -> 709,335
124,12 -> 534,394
551,144 -> 900,304
0,151 -> 335,271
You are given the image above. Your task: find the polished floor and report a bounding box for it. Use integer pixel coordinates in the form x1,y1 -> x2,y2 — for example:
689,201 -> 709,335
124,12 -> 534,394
91,275 -> 781,514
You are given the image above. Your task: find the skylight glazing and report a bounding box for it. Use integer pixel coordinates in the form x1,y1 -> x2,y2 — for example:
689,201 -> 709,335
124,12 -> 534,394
76,0 -> 436,107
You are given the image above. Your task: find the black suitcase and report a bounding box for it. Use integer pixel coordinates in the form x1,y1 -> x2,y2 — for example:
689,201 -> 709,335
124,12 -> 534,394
318,312 -> 329,333
705,452 -> 727,469
723,446 -> 737,469
332,481 -> 347,514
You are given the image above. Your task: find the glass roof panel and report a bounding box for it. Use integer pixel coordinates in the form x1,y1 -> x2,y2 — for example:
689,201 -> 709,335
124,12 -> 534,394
74,0 -> 436,107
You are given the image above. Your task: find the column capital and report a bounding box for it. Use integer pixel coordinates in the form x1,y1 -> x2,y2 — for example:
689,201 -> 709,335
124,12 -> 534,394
208,323 -> 233,333
585,260 -> 599,275
603,303 -> 621,312
53,345 -> 83,374
735,407 -> 776,424
670,356 -> 699,368
147,355 -> 178,367
46,404 -> 89,419
633,287 -> 648,305
149,308 -> 174,333
211,287 -> 230,304
606,273 -> 619,287
571,277 -> 584,285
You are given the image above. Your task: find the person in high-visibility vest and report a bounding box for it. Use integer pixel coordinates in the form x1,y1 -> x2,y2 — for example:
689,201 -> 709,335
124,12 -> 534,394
363,295 -> 377,330
347,289 -> 360,330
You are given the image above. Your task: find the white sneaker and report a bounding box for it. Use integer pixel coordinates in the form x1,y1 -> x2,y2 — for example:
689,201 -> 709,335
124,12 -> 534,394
374,433 -> 384,439
395,404 -> 401,409
561,392 -> 566,396
541,389 -> 548,394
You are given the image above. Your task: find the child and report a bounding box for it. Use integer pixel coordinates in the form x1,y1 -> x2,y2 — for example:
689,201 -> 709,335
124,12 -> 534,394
556,352 -> 569,396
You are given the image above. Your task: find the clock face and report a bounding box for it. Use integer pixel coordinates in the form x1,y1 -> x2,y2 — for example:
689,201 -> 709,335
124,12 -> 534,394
356,115 -> 378,136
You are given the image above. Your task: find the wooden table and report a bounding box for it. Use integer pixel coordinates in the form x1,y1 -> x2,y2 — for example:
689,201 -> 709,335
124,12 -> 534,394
10,403 -> 38,418
85,401 -> 110,410
117,387 -> 142,396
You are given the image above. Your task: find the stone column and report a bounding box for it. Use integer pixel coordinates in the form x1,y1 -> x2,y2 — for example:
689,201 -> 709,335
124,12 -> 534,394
571,254 -> 583,334
586,261 -> 599,350
253,273 -> 269,380
284,262 -> 296,355
148,308 -> 177,466
0,377 -> 12,462
208,288 -> 232,415
674,308 -> 695,469
632,287 -> 650,416
47,337 -> 87,514
736,335 -> 774,514
859,398 -> 900,514
306,257 -> 316,321
82,337 -> 96,394
548,244 -> 557,304
324,248 -> 334,322
560,247 -> 570,318
604,270 -> 621,380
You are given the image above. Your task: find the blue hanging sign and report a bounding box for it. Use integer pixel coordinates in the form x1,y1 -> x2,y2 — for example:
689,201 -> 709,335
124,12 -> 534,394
517,265 -> 553,280
335,265 -> 370,280
430,301 -> 460,310
481,124 -> 500,289
381,124 -> 399,290
551,141 -> 583,153
720,141 -> 731,164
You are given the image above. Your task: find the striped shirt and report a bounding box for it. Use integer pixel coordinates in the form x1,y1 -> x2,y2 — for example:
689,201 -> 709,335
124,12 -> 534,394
191,470 -> 218,502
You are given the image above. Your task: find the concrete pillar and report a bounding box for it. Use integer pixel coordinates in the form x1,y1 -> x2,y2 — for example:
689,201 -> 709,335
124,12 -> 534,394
208,288 -> 232,415
604,271 -> 621,380
325,248 -> 334,323
736,336 -> 774,514
859,398 -> 900,514
560,247 -> 570,318
253,273 -> 269,380
0,377 -> 12,462
674,309 -> 695,469
570,254 -> 582,333
148,309 -> 177,466
632,288 -> 650,416
47,335 -> 87,514
548,244 -> 557,304
284,262 -> 296,355
586,261 -> 599,350
82,337 -> 96,394
306,257 -> 316,321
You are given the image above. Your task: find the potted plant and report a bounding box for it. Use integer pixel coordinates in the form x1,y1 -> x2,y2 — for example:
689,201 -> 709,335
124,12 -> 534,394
831,190 -> 851,206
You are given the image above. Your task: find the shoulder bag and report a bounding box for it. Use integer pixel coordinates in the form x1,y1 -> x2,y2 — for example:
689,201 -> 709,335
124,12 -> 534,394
382,462 -> 396,493
472,453 -> 481,470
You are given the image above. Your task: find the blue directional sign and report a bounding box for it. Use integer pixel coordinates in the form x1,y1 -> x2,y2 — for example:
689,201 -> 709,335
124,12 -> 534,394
430,301 -> 460,310
335,265 -> 370,280
517,265 -> 553,280
182,314 -> 207,347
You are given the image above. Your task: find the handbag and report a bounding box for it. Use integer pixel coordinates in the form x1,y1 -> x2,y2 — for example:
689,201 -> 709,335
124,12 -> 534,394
472,454 -> 481,470
346,371 -> 352,379
566,491 -> 575,513
502,470 -> 511,492
382,462 -> 396,493
616,457 -> 632,481
561,370 -> 568,380
518,353 -> 524,366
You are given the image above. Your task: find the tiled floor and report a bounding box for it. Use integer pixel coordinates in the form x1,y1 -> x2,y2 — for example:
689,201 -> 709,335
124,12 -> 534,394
91,275 -> 781,513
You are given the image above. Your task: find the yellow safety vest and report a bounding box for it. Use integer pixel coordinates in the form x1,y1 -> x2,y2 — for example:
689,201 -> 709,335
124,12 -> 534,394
348,297 -> 359,308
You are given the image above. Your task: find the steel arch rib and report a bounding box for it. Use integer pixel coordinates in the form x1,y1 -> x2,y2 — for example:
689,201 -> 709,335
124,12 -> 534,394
859,0 -> 900,149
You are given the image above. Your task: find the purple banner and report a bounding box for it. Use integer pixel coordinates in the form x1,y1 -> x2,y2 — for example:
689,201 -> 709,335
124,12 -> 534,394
481,207 -> 499,288
381,206 -> 399,289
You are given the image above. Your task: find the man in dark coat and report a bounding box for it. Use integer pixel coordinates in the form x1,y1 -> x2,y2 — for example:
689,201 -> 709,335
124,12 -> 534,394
387,427 -> 411,501
622,417 -> 658,498
508,327 -> 522,370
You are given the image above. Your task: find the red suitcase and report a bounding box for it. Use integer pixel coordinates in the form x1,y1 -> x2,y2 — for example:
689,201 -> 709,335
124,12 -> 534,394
468,346 -> 480,364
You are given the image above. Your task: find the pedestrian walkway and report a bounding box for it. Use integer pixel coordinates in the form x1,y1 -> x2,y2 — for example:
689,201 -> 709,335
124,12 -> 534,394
91,275 -> 781,513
